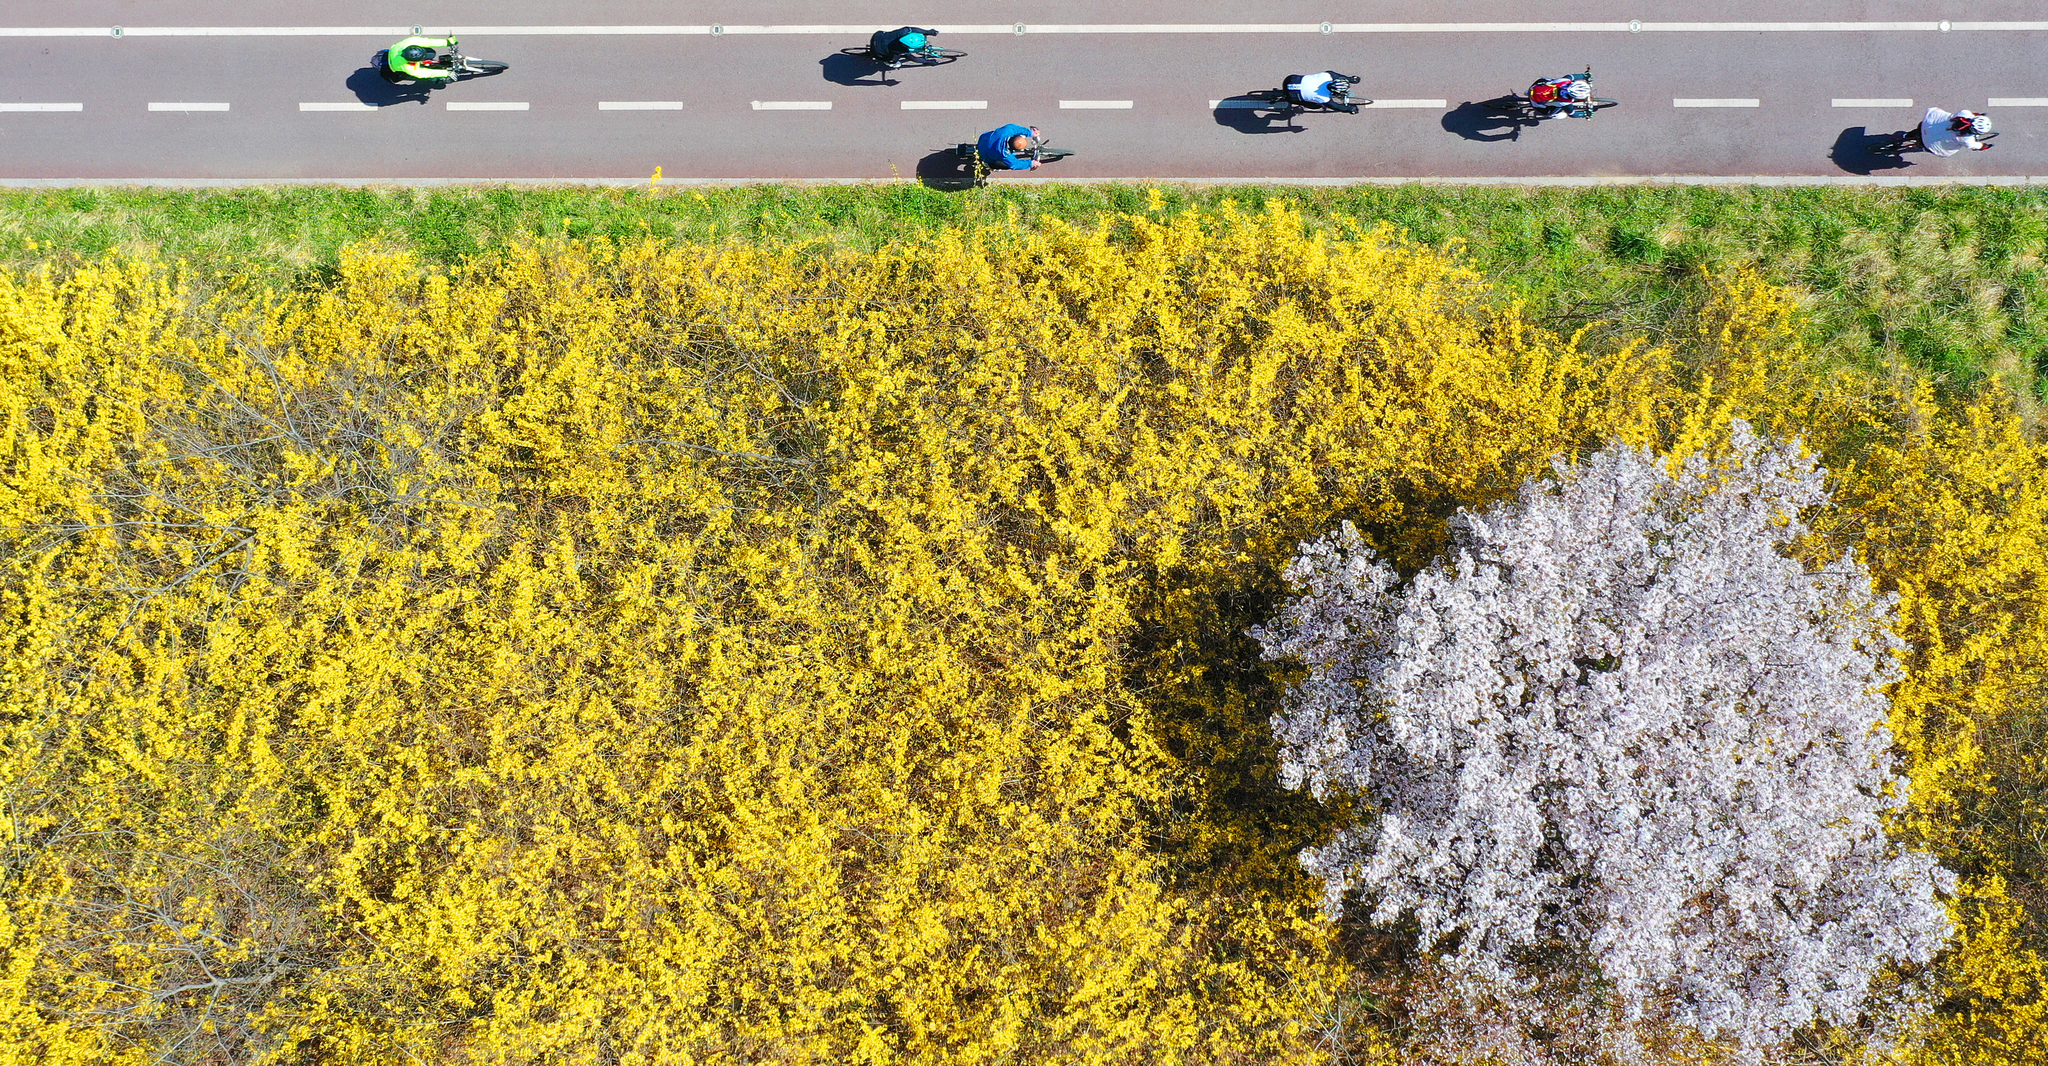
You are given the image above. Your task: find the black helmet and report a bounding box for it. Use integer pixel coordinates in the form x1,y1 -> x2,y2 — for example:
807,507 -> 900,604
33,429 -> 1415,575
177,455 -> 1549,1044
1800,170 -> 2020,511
400,45 -> 436,61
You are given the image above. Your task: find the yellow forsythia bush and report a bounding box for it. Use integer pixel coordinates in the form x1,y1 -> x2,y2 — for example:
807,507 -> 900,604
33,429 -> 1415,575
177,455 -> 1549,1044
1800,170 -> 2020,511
0,203 -> 2041,1064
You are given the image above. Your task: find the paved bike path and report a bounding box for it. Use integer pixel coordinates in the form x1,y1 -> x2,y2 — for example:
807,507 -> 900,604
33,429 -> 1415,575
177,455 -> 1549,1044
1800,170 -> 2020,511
0,4 -> 2040,182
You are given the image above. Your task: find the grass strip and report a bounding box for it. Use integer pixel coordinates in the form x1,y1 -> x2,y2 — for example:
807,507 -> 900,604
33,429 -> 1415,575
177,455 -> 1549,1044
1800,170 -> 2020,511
2,183 -> 2043,399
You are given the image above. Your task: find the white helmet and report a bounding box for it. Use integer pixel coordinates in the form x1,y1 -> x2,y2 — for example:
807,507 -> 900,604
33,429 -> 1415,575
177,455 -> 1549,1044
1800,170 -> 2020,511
1565,80 -> 1592,101
1966,111 -> 1994,135
1329,78 -> 1352,97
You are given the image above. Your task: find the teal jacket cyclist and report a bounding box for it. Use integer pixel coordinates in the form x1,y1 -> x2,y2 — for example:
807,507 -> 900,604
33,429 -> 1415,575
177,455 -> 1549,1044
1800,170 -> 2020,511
387,35 -> 459,82
975,124 -> 1040,170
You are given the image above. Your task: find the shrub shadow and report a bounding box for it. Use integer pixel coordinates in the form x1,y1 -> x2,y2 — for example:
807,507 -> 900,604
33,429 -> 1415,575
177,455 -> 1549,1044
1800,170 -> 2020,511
347,66 -> 432,106
1442,100 -> 1526,142
915,149 -> 980,190
821,52 -> 893,86
1212,96 -> 1302,134
1127,571 -> 1345,901
1830,125 -> 1912,175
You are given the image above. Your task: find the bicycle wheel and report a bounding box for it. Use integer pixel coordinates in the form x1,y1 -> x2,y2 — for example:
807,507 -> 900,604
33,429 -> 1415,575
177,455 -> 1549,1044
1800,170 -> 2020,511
917,48 -> 967,63
460,59 -> 509,76
1482,95 -> 1530,117
839,46 -> 876,58
1036,147 -> 1075,162
1588,98 -> 1619,111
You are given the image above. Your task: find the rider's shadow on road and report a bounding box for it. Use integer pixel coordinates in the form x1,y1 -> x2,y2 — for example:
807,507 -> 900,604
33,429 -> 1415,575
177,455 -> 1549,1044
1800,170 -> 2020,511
1442,101 -> 1526,142
347,66 -> 432,106
1831,126 -> 1913,175
916,150 -> 980,191
821,54 -> 893,87
1211,98 -> 1302,134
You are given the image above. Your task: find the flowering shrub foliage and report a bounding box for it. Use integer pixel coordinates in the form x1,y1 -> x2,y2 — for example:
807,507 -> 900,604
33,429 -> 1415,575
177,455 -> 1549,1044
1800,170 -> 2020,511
1258,424 -> 1956,1057
0,204 -> 2040,1064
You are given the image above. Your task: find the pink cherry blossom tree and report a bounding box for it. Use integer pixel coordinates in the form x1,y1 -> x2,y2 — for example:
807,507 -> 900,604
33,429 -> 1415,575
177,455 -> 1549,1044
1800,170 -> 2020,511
1256,422 -> 1953,1061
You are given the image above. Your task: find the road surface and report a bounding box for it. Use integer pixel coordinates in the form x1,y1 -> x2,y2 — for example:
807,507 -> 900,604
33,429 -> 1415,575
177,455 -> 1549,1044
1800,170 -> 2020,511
0,2 -> 2042,183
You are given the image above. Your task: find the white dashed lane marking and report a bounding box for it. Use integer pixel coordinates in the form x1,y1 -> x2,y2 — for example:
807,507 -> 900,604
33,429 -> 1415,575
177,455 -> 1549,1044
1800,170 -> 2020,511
148,102 -> 229,111
447,101 -> 530,110
600,101 -> 684,110
900,101 -> 987,110
0,102 -> 83,111
1832,98 -> 1914,107
1989,98 -> 2048,106
1207,99 -> 1447,109
1674,98 -> 1760,107
751,100 -> 831,110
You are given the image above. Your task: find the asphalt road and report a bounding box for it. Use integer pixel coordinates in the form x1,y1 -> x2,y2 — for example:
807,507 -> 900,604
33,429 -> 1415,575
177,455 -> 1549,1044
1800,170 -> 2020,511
0,2 -> 2043,183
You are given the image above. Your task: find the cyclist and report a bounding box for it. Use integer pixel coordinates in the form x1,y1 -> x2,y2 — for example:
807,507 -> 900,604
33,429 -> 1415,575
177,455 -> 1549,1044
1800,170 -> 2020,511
976,124 -> 1042,171
384,34 -> 459,83
1912,107 -> 1994,155
1527,72 -> 1592,116
870,27 -> 940,65
1284,70 -> 1363,113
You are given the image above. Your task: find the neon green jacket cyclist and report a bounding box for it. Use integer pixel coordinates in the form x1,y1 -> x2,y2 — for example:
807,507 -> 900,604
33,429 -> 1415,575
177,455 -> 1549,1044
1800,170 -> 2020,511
387,35 -> 458,81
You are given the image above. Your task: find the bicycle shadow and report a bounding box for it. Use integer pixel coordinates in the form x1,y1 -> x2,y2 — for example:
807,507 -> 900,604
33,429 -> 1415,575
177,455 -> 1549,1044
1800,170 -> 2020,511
915,150 -> 981,190
1831,125 -> 1913,174
1442,100 -> 1527,142
346,65 -> 432,106
1211,96 -> 1302,134
821,53 -> 893,86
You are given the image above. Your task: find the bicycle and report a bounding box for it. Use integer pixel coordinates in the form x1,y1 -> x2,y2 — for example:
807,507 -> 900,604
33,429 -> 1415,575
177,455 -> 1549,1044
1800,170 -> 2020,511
373,45 -> 509,85
947,135 -> 1074,176
1483,66 -> 1617,121
1245,73 -> 1372,115
843,41 -> 967,70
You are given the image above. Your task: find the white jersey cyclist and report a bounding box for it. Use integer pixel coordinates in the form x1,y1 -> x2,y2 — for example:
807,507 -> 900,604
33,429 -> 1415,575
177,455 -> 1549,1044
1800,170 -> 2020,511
1919,107 -> 1994,156
1285,71 -> 1363,112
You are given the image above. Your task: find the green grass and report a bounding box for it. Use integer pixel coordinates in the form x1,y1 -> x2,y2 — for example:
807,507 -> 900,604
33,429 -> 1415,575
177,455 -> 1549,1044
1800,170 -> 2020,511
4,183 -> 2046,399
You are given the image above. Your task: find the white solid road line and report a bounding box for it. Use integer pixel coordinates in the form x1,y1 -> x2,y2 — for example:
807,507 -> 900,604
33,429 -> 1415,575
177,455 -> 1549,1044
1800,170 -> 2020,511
751,101 -> 831,110
1060,100 -> 1134,109
900,101 -> 987,110
1362,99 -> 1450,108
148,102 -> 229,111
1832,98 -> 1914,107
447,102 -> 530,111
0,103 -> 83,111
599,101 -> 684,110
300,102 -> 381,111
9,175 -> 2048,189
1674,98 -> 1761,107
1989,98 -> 2048,106
10,21 -> 2048,36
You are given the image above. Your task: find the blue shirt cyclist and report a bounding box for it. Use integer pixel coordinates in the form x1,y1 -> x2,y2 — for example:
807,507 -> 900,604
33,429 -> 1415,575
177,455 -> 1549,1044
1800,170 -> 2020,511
976,124 -> 1041,170
870,27 -> 939,63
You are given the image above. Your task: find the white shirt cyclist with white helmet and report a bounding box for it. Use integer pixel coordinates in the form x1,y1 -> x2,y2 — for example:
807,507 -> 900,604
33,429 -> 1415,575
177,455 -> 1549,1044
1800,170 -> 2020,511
1920,107 -> 1994,156
1290,71 -> 1344,105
